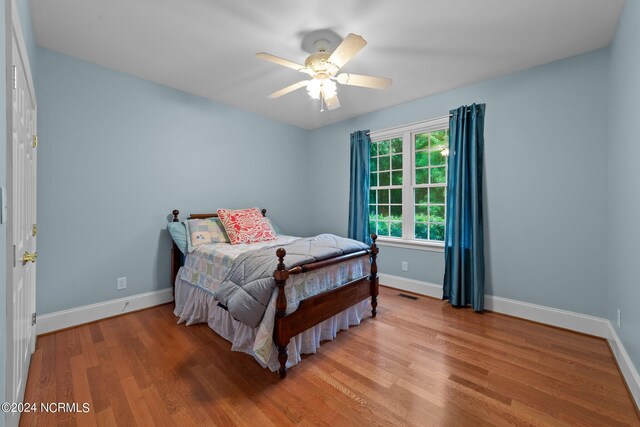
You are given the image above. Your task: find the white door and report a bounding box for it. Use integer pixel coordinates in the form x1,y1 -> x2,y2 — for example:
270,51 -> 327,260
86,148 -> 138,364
6,2 -> 37,425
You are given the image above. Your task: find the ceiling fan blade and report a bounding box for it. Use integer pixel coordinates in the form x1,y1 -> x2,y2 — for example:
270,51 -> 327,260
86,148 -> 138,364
268,80 -> 309,99
323,91 -> 341,111
327,33 -> 367,69
336,73 -> 392,89
256,52 -> 310,74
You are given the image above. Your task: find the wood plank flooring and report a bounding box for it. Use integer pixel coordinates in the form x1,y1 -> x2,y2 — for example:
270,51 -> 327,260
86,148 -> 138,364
20,286 -> 639,426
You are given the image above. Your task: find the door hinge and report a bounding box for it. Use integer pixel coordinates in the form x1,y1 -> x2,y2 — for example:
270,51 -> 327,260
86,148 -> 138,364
32,313 -> 36,326
32,224 -> 37,237
13,245 -> 16,267
12,65 -> 16,90
33,135 -> 38,148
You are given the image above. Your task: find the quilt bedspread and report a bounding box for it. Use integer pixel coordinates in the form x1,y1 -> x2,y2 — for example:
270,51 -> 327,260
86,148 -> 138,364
178,235 -> 370,364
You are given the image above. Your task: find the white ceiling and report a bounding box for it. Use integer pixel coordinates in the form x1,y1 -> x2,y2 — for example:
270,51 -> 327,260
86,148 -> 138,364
30,0 -> 624,130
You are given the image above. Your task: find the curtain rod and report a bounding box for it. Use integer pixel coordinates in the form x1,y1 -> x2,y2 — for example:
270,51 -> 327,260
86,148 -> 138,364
366,108 -> 474,136
366,114 -> 452,136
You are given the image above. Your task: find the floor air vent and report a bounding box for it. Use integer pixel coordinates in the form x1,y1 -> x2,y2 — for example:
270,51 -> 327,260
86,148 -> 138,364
398,293 -> 419,300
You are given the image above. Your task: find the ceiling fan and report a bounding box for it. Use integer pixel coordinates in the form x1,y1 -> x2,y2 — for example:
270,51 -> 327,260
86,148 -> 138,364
256,33 -> 392,111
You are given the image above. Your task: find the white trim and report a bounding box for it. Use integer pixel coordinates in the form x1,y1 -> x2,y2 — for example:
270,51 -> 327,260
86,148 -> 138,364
370,116 -> 449,141
377,238 -> 444,252
378,273 -> 443,299
607,322 -> 640,408
484,295 -> 611,337
379,273 -> 609,336
378,273 -> 639,408
36,289 -> 174,335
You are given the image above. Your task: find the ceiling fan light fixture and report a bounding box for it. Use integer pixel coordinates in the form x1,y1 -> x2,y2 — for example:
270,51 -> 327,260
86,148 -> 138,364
307,79 -> 321,99
322,79 -> 337,98
307,78 -> 336,100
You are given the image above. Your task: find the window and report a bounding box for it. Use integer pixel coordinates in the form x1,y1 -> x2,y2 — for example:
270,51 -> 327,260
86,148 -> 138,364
369,117 -> 449,248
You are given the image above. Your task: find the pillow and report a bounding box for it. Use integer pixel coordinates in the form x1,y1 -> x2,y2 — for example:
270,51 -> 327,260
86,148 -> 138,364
185,218 -> 230,253
167,222 -> 188,255
264,217 -> 282,235
206,217 -> 231,243
217,208 -> 277,245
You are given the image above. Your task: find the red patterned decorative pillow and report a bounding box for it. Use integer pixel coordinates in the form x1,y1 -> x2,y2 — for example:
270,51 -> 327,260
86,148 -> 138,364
216,208 -> 277,245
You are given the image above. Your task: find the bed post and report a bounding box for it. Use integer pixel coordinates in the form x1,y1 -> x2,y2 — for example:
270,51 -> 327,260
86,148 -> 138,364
170,210 -> 180,299
274,248 -> 290,378
370,233 -> 379,318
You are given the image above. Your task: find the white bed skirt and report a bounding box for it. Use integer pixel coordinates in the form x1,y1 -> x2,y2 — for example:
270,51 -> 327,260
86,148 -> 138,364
174,278 -> 369,371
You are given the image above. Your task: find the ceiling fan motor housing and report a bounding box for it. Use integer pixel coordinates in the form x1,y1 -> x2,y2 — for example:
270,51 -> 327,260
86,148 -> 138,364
304,52 -> 338,78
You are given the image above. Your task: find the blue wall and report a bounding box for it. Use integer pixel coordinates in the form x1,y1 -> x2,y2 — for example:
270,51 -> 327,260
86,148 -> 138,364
608,0 -> 640,370
35,48 -> 310,314
308,49 -> 611,317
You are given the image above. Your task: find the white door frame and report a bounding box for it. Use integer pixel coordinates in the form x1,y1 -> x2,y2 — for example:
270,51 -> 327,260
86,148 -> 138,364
5,0 -> 37,425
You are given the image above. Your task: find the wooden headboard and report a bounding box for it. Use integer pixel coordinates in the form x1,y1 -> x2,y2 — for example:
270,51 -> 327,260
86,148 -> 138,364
169,208 -> 268,293
172,208 -> 267,222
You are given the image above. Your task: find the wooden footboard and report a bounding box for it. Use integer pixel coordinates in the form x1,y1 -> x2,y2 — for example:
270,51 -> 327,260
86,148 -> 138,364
274,234 -> 379,378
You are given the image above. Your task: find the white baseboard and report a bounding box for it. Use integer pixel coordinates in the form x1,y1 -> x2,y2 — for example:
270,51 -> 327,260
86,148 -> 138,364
607,322 -> 640,408
484,295 -> 611,338
379,273 -> 609,337
379,272 -> 639,408
37,288 -> 174,335
378,273 -> 443,299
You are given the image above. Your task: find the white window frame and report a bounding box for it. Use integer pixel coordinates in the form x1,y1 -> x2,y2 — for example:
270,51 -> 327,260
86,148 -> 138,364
369,116 -> 449,252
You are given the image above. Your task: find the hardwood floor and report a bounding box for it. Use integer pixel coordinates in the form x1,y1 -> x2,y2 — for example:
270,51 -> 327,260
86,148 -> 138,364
21,286 -> 639,426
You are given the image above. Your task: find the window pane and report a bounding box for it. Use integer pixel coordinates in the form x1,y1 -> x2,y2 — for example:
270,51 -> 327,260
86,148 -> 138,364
415,151 -> 428,167
392,154 -> 402,170
379,172 -> 390,186
429,205 -> 445,222
370,157 -> 377,172
429,150 -> 446,166
392,171 -> 403,185
429,223 -> 445,241
379,205 -> 389,219
378,189 -> 389,204
430,167 -> 446,184
378,221 -> 389,236
390,222 -> 402,237
430,130 -> 448,148
379,156 -> 390,171
369,190 -> 376,204
415,205 -> 428,222
369,219 -> 376,233
370,142 -> 377,157
390,189 -> 402,204
379,140 -> 390,155
415,133 -> 428,150
390,205 -> 402,218
415,222 -> 428,239
370,173 -> 378,187
415,168 -> 428,184
415,188 -> 428,204
430,187 -> 445,204
391,138 -> 402,153
369,204 -> 376,218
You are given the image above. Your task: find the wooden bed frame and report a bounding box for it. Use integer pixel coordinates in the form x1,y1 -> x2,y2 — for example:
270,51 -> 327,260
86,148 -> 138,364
170,209 -> 379,378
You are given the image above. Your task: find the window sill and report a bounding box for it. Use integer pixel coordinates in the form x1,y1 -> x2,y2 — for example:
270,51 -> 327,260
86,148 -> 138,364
375,238 -> 444,252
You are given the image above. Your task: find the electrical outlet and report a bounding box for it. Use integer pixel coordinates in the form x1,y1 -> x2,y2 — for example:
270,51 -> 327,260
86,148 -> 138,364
117,277 -> 127,290
617,309 -> 622,328
401,261 -> 408,272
